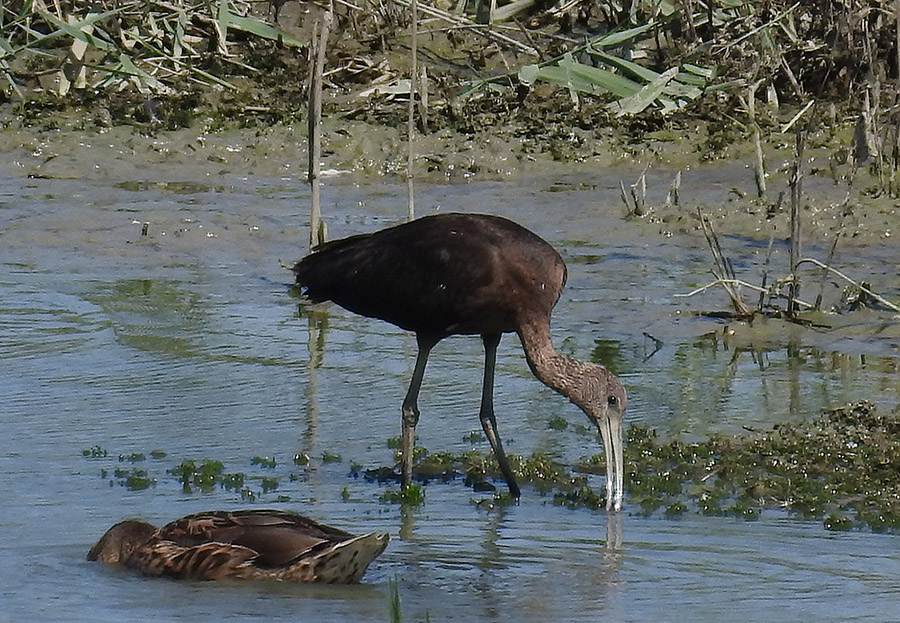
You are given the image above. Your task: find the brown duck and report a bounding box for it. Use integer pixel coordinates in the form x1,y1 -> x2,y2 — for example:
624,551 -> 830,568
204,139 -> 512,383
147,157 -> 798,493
87,509 -> 389,583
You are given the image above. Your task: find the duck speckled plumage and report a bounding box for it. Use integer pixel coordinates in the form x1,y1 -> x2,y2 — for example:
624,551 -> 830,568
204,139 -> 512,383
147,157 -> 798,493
87,510 -> 389,583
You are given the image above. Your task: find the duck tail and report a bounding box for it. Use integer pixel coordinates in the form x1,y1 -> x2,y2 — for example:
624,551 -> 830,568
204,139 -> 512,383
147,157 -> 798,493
306,532 -> 390,583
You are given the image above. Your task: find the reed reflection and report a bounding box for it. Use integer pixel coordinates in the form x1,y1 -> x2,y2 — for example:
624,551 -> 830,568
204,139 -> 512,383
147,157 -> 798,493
299,306 -> 329,461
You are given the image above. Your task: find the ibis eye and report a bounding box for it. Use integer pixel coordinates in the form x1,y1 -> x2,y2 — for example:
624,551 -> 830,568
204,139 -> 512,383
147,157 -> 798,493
608,395 -> 618,406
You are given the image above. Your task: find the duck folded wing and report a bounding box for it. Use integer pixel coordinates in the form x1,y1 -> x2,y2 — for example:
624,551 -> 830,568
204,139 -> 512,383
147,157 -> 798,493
129,540 -> 259,580
158,510 -> 355,568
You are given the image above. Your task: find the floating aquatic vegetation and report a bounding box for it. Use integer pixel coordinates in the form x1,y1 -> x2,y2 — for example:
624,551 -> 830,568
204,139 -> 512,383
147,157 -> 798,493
625,400 -> 900,531
462,431 -> 486,444
81,402 -> 898,530
110,467 -> 155,491
85,446 -> 154,489
386,436 -> 427,465
251,456 -> 277,469
83,445 -> 107,458
83,451 -> 299,500
380,483 -> 425,507
168,458 -> 229,493
365,443 -> 610,506
547,415 -> 568,431
359,401 -> 900,531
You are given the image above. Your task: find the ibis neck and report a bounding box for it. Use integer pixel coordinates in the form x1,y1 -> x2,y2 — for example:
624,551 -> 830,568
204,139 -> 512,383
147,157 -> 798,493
517,319 -> 588,405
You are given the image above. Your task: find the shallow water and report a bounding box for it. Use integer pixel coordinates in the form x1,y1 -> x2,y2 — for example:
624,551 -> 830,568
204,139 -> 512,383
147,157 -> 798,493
2,166 -> 899,622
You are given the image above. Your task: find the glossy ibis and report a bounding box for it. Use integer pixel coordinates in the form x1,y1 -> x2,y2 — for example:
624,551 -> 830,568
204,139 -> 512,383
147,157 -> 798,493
293,213 -> 626,510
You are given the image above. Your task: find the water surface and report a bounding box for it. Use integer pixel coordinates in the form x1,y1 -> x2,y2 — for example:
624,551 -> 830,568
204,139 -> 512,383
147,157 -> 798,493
2,168 -> 899,622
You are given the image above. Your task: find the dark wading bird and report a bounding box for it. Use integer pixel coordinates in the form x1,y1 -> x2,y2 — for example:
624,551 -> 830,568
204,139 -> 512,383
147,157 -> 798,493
293,213 -> 626,510
87,510 -> 389,583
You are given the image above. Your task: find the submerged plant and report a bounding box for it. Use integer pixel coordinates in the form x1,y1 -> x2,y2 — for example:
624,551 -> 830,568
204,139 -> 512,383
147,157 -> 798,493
389,576 -> 403,623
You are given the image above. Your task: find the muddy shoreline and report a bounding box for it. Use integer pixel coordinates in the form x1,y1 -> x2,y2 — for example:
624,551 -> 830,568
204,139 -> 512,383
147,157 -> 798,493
2,0 -> 897,247
2,99 -> 896,250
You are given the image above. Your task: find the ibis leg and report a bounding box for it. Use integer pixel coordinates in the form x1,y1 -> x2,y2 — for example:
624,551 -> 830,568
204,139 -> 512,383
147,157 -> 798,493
400,335 -> 436,487
479,333 -> 520,499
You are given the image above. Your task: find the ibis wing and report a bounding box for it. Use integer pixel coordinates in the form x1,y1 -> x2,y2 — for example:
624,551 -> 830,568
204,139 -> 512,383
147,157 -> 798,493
295,219 -> 500,334
293,213 -> 567,336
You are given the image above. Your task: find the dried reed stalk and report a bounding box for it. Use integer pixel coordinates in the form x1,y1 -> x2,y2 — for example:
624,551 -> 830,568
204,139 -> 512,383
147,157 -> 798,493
665,170 -> 681,207
696,208 -> 752,315
798,258 -> 900,313
757,225 -> 776,311
308,8 -> 333,249
407,0 -> 418,221
391,0 -> 537,55
746,80 -> 766,200
787,127 -> 805,316
620,168 -> 648,217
